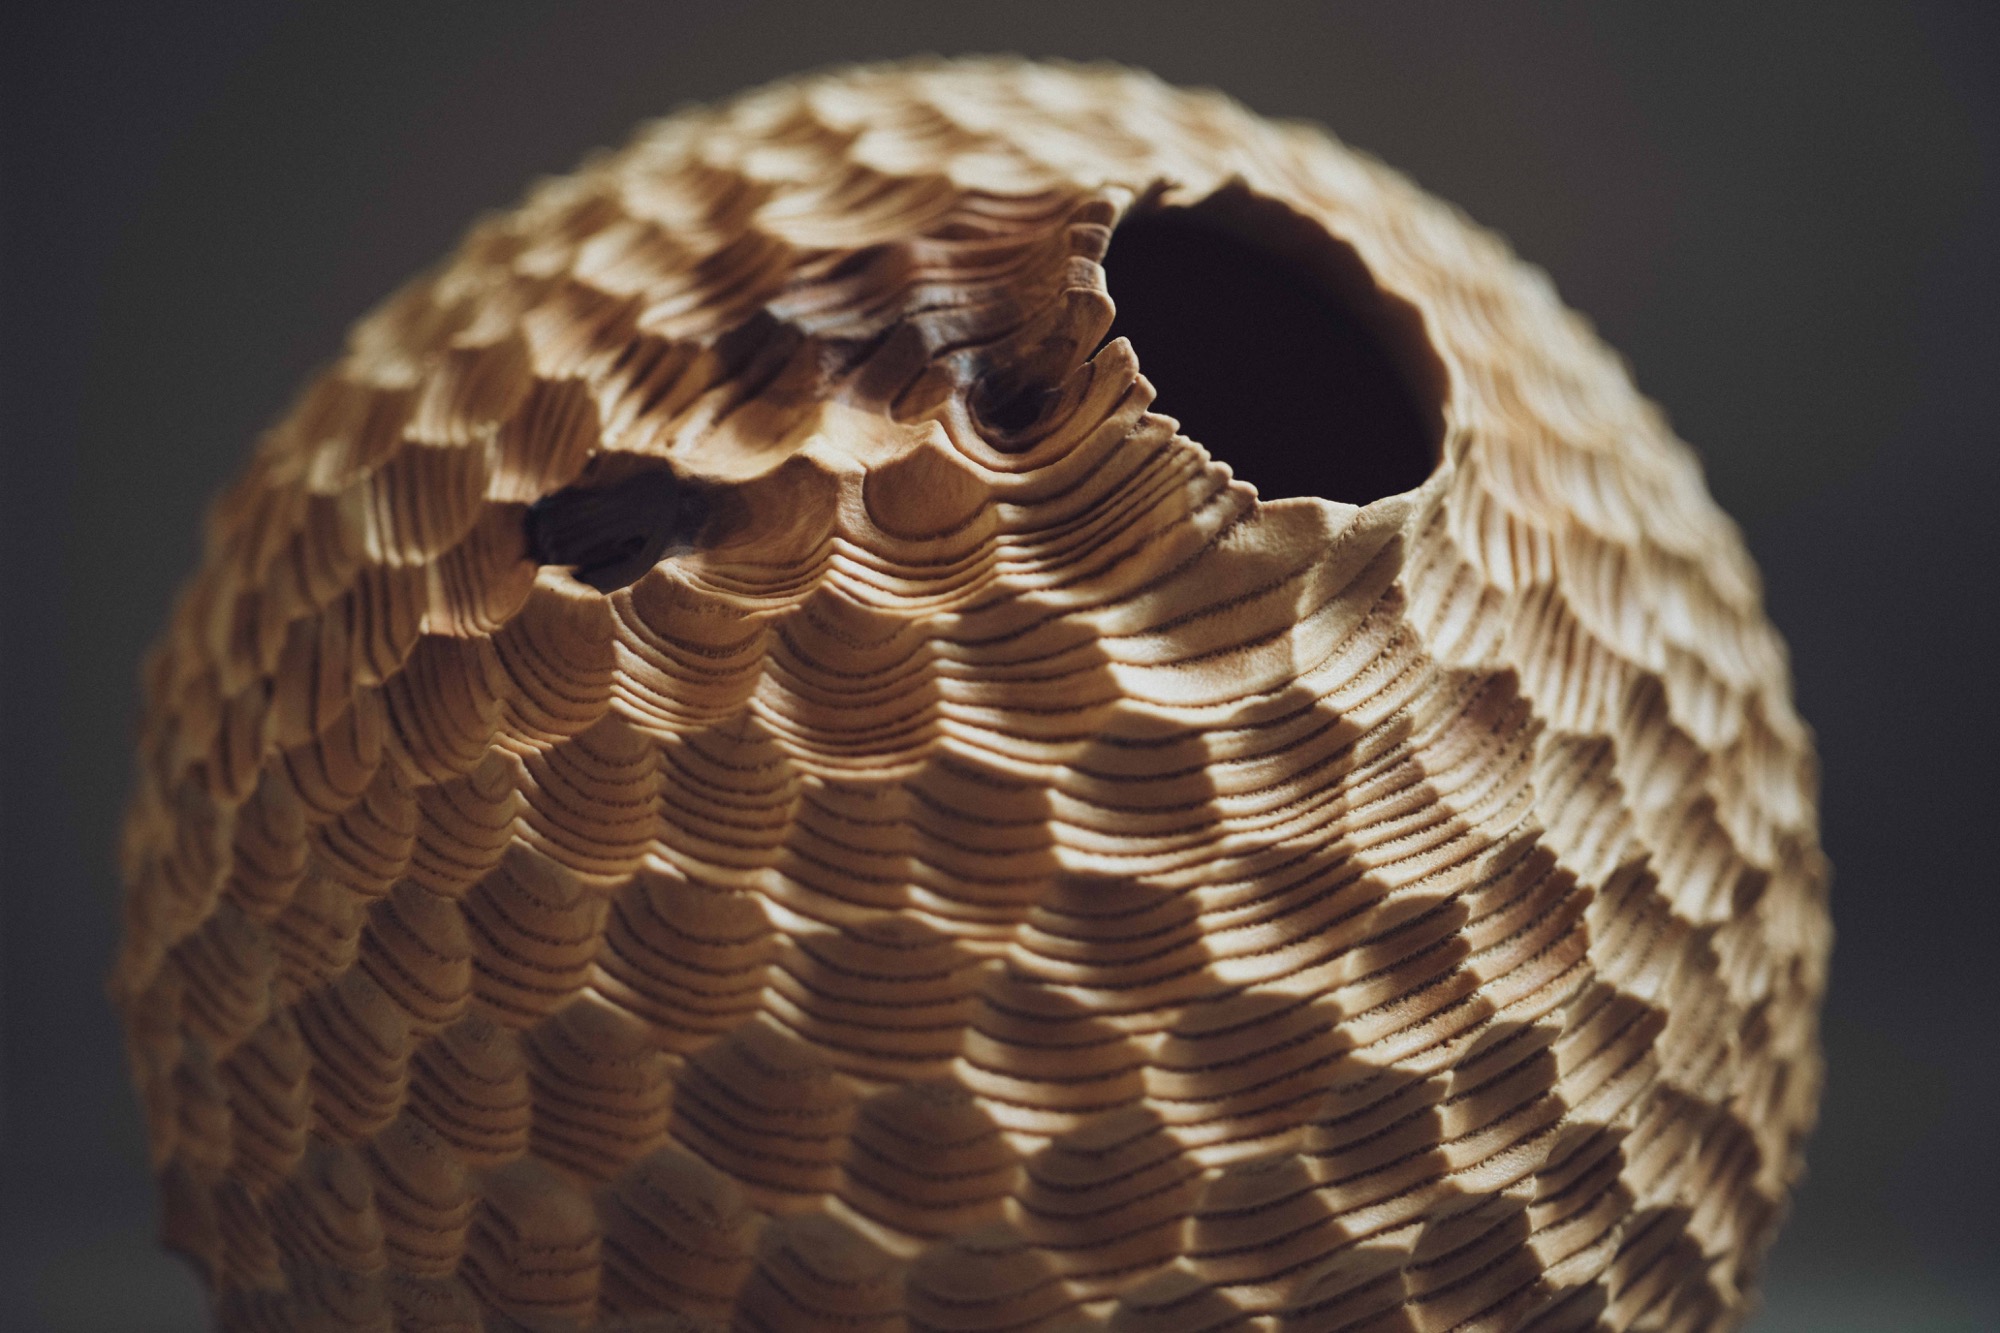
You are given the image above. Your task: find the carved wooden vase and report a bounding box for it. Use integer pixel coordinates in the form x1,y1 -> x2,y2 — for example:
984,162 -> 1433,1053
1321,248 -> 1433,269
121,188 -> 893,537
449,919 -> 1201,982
112,59 -> 1829,1332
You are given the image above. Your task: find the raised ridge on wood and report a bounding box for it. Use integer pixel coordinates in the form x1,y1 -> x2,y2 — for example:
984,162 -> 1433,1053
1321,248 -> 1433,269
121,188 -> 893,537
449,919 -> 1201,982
114,56 -> 1828,1331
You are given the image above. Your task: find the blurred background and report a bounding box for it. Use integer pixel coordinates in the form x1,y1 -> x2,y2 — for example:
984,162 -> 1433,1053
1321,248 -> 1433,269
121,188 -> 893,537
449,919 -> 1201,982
3,2 -> 1994,1328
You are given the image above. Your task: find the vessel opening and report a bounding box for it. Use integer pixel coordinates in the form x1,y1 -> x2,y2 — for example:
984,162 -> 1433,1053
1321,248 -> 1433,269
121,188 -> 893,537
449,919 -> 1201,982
1101,188 -> 1443,505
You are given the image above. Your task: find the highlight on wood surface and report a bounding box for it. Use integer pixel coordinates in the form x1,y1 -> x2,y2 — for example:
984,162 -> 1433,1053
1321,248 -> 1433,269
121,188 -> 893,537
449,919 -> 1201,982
111,57 -> 1829,1331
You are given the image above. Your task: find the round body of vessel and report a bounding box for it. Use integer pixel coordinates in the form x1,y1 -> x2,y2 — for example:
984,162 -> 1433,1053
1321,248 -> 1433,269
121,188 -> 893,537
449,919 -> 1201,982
113,59 -> 1828,1332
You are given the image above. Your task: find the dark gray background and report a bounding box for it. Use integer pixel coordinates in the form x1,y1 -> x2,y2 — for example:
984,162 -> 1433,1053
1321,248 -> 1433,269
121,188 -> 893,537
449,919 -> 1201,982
4,3 -> 1995,1328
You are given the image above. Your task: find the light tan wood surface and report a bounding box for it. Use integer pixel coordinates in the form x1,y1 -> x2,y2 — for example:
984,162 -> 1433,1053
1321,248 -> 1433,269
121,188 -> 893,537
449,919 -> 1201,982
112,58 -> 1828,1331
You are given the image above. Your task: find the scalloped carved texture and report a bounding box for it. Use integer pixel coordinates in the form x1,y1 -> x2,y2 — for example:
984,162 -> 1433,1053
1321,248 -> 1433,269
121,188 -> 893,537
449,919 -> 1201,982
114,58 -> 1828,1332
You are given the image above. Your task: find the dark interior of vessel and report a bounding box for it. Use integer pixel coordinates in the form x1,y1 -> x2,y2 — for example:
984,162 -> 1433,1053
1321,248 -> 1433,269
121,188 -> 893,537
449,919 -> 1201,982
1101,191 -> 1442,505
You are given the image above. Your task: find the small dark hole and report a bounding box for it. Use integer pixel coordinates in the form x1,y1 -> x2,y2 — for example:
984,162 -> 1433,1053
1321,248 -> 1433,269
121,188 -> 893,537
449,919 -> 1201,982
526,467 -> 706,591
1101,197 -> 1439,505
971,372 -> 1059,437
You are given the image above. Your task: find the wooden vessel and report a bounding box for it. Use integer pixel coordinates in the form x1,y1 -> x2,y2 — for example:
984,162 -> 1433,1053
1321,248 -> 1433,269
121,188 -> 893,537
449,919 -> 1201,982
112,58 -> 1829,1331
